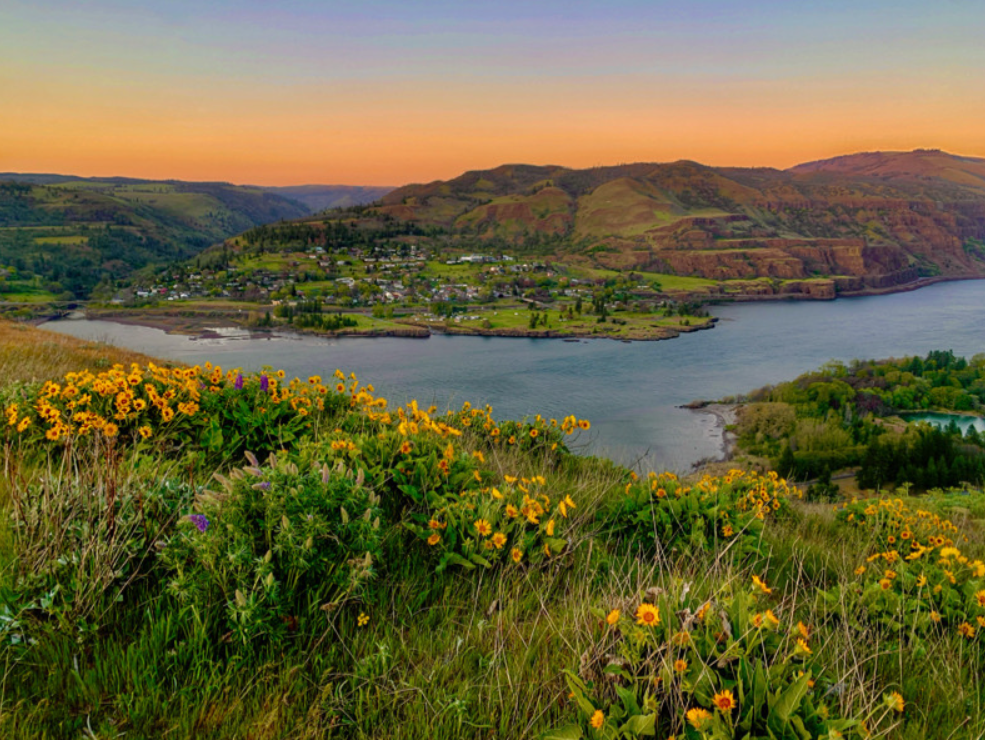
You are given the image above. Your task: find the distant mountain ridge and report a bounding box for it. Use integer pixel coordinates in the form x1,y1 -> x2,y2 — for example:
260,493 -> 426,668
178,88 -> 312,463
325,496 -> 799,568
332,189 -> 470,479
259,184 -> 394,213
358,149 -> 985,298
788,149 -> 985,181
0,174 -> 393,215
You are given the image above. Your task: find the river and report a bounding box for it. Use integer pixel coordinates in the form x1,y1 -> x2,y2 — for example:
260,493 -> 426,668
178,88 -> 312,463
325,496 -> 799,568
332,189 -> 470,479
42,280 -> 985,473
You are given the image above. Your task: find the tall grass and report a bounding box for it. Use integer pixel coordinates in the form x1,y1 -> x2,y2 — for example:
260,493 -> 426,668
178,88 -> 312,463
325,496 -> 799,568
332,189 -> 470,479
0,319 -> 167,383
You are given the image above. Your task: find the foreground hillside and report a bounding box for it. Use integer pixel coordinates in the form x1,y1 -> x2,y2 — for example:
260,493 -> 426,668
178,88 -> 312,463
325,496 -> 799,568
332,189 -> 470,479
0,174 -> 311,299
359,149 -> 985,299
1,320 -> 984,738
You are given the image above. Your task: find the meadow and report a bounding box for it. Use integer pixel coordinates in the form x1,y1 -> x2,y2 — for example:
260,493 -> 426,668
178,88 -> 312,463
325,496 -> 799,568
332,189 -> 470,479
0,319 -> 983,739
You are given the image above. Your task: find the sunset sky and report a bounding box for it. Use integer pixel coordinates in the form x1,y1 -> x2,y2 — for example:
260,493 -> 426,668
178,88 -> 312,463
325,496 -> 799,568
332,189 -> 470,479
3,0 -> 984,186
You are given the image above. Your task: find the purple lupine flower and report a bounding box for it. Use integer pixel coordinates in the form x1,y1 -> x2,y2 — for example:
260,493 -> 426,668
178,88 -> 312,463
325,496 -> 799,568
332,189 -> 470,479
188,514 -> 209,533
234,373 -> 244,390
259,374 -> 269,392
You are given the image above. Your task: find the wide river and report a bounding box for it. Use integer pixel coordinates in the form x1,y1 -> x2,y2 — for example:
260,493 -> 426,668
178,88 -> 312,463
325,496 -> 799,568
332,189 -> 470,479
42,280 -> 985,473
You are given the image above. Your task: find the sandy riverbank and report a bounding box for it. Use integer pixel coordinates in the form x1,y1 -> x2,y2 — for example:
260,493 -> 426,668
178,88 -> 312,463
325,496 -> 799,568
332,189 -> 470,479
686,403 -> 740,472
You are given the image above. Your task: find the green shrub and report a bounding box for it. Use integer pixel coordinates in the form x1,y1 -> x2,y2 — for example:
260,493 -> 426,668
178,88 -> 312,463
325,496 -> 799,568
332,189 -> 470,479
600,470 -> 797,560
554,585 -> 863,739
163,452 -> 383,647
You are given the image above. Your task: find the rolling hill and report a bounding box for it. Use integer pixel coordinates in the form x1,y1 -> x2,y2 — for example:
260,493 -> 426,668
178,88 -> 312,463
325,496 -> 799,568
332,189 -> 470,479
0,174 -> 311,299
358,149 -> 985,298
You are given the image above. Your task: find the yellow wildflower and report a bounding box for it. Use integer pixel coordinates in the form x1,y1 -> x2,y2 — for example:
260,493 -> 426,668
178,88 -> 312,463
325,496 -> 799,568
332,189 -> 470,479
885,691 -> 905,713
635,603 -> 660,627
713,689 -> 736,713
752,575 -> 772,594
686,708 -> 711,730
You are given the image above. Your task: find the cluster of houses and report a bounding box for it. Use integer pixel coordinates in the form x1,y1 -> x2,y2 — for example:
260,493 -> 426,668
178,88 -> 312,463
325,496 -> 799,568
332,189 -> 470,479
123,244 -> 581,309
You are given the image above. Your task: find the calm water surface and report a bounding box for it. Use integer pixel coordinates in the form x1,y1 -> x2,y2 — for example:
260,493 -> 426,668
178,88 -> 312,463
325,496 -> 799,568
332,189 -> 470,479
43,280 -> 985,472
901,412 -> 985,435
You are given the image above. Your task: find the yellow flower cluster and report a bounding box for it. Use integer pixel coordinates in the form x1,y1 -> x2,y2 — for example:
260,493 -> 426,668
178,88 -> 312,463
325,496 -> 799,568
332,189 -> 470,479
646,468 -> 797,520
835,496 -> 985,642
5,362 -> 357,445
423,472 -> 577,567
576,587 -> 841,738
836,496 -> 963,550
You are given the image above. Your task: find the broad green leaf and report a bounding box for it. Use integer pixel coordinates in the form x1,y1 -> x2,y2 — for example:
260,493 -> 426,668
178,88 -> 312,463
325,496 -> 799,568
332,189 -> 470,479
540,725 -> 583,740
771,671 -> 810,722
620,713 -> 656,736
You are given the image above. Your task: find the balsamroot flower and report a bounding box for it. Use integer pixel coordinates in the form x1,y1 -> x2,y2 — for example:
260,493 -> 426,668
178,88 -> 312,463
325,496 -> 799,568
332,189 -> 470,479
713,689 -> 736,712
686,707 -> 711,730
589,710 -> 604,729
885,691 -> 905,713
635,602 -> 660,627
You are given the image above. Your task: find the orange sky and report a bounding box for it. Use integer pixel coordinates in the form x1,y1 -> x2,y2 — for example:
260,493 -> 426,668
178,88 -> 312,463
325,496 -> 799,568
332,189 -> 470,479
3,1 -> 984,186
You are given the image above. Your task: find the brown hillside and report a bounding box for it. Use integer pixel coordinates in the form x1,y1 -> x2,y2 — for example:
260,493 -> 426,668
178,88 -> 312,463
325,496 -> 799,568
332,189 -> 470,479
366,151 -> 985,296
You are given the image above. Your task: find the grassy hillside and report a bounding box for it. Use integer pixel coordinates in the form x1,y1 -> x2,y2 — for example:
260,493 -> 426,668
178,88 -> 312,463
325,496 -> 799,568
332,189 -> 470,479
0,319 -> 984,738
361,151 -> 985,294
0,175 -> 309,298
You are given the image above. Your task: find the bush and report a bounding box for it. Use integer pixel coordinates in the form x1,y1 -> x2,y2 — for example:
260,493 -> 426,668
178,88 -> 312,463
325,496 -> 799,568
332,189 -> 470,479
556,583 -> 864,739
1,362 -> 353,469
163,452 -> 383,647
601,470 -> 798,560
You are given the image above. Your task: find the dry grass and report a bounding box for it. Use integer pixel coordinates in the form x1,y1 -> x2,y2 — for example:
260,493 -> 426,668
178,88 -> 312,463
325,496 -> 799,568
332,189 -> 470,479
0,319 -> 177,384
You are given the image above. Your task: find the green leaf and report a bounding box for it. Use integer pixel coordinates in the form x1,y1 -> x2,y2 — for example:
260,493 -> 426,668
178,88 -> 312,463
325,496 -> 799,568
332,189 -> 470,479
540,725 -> 583,740
545,536 -> 567,554
614,685 -> 640,715
563,672 -> 599,719
438,552 -> 475,572
468,553 -> 493,568
693,664 -> 716,705
789,715 -> 811,740
770,671 -> 810,723
619,713 -> 656,736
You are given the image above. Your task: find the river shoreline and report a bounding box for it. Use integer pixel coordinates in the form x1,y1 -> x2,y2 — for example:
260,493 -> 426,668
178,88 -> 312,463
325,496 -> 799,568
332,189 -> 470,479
62,308 -> 719,343
23,274 -> 985,341
686,403 -> 740,472
715,274 -> 984,303
37,280 -> 985,475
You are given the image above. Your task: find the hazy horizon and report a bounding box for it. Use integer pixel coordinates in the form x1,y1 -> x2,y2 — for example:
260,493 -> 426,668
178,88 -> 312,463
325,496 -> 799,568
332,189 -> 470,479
4,0 -> 984,186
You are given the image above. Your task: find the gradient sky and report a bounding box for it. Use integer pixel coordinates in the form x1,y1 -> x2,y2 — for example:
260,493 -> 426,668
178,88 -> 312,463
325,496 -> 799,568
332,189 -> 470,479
3,0 -> 984,186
